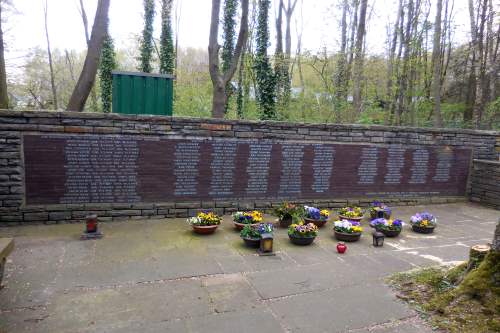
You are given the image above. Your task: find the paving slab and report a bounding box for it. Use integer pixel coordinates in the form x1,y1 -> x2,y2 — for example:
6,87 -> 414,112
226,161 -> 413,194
269,282 -> 414,333
0,202 -> 496,332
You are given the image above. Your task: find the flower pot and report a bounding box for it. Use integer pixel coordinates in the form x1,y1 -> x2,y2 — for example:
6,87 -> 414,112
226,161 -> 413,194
370,210 -> 391,220
304,217 -> 327,228
288,234 -> 316,245
279,215 -> 293,228
376,227 -> 401,237
241,236 -> 261,248
338,215 -> 363,222
192,225 -> 218,235
234,221 -> 258,231
412,224 -> 435,234
334,230 -> 362,242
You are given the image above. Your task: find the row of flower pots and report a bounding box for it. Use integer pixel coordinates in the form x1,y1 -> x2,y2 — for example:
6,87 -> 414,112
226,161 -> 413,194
186,201 -> 438,248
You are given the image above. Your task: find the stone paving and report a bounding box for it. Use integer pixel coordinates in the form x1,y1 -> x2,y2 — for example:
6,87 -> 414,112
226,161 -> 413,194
0,203 -> 498,333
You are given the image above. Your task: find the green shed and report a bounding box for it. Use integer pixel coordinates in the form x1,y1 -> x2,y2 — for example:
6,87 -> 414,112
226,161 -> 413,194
112,71 -> 174,116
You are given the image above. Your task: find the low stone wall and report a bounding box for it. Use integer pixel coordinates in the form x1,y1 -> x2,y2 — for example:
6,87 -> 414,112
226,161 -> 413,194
0,110 -> 499,225
470,159 -> 500,210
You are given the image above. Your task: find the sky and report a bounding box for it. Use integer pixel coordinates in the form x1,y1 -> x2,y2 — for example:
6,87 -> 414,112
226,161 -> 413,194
3,0 -> 473,73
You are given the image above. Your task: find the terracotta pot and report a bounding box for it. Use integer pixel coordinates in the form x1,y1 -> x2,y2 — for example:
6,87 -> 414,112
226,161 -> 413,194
279,215 -> 293,228
241,236 -> 261,248
288,234 -> 316,245
233,221 -> 259,231
192,224 -> 218,234
304,217 -> 327,228
338,215 -> 363,222
334,230 -> 362,242
412,224 -> 435,234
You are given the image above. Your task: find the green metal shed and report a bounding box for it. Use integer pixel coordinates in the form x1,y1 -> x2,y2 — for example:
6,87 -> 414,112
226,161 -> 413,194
112,71 -> 174,116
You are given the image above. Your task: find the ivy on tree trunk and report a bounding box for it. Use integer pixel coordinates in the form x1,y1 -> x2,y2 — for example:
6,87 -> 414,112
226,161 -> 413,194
222,0 -> 238,113
255,0 -> 276,120
159,0 -> 174,74
139,0 -> 155,73
99,33 -> 116,113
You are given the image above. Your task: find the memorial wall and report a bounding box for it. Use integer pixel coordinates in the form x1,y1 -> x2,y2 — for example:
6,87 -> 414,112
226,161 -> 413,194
0,110 -> 498,225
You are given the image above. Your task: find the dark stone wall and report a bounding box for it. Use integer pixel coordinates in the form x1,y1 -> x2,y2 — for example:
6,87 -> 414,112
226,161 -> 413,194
470,160 -> 500,210
0,110 -> 498,225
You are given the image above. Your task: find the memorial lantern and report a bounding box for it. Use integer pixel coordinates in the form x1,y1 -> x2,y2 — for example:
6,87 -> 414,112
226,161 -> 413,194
372,231 -> 385,247
81,214 -> 103,240
258,233 -> 274,256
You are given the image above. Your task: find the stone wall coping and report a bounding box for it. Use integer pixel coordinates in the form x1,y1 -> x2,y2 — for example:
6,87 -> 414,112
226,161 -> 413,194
473,159 -> 500,165
1,109 -> 499,136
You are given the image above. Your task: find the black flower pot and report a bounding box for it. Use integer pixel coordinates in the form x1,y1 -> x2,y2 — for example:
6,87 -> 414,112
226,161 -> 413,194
334,231 -> 361,242
304,217 -> 327,228
288,234 -> 316,245
242,236 -> 261,248
412,224 -> 435,234
279,215 -> 293,228
377,227 -> 401,237
370,210 -> 391,220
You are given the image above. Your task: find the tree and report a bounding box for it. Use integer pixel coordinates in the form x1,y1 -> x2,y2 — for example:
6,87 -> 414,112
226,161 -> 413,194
43,0 -> 58,109
208,0 -> 249,118
99,33 -> 116,113
139,0 -> 155,73
255,0 -> 276,120
0,0 -> 8,109
221,0 -> 238,112
67,0 -> 110,112
159,0 -> 174,74
78,0 -> 99,113
352,0 -> 368,118
333,0 -> 348,122
431,0 -> 443,127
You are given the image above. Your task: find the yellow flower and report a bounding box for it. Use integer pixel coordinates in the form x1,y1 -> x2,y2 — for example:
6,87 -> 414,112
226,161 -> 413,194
421,220 -> 429,227
320,210 -> 330,217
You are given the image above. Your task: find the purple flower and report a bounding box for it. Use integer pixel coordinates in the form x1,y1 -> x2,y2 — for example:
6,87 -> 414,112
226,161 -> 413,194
392,219 -> 403,227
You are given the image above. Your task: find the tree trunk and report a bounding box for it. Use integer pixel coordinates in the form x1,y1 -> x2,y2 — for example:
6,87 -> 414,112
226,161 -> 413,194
67,0 -> 111,112
352,0 -> 368,119
345,0 -> 359,91
208,0 -> 249,118
44,0 -> 58,110
79,0 -> 99,113
0,2 -> 8,109
395,0 -> 414,125
431,0 -> 443,127
385,0 -> 403,124
335,0 -> 348,108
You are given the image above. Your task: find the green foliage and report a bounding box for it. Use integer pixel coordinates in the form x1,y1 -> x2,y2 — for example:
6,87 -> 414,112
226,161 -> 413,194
139,0 -> 155,73
389,258 -> 500,333
222,0 -> 238,113
159,0 -> 174,75
99,34 -> 116,113
254,0 -> 276,120
240,225 -> 261,239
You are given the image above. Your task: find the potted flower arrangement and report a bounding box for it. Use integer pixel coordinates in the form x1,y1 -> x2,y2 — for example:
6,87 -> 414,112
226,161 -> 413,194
240,223 -> 273,248
274,202 -> 304,228
338,206 -> 364,222
303,205 -> 330,227
370,218 -> 403,237
410,212 -> 437,234
187,211 -> 222,234
232,211 -> 263,230
333,220 -> 363,242
288,222 -> 318,245
369,201 -> 392,220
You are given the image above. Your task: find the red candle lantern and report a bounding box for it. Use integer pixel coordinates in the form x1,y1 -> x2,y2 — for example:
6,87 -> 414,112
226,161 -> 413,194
337,242 -> 347,254
86,214 -> 98,233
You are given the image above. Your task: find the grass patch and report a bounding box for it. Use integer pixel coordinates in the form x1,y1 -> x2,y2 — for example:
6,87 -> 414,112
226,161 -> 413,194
388,255 -> 500,333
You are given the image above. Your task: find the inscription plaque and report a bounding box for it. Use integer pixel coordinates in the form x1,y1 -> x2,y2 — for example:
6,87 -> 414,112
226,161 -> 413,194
23,134 -> 473,205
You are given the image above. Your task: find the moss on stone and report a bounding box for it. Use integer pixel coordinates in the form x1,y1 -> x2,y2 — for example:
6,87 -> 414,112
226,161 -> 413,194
389,256 -> 500,333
